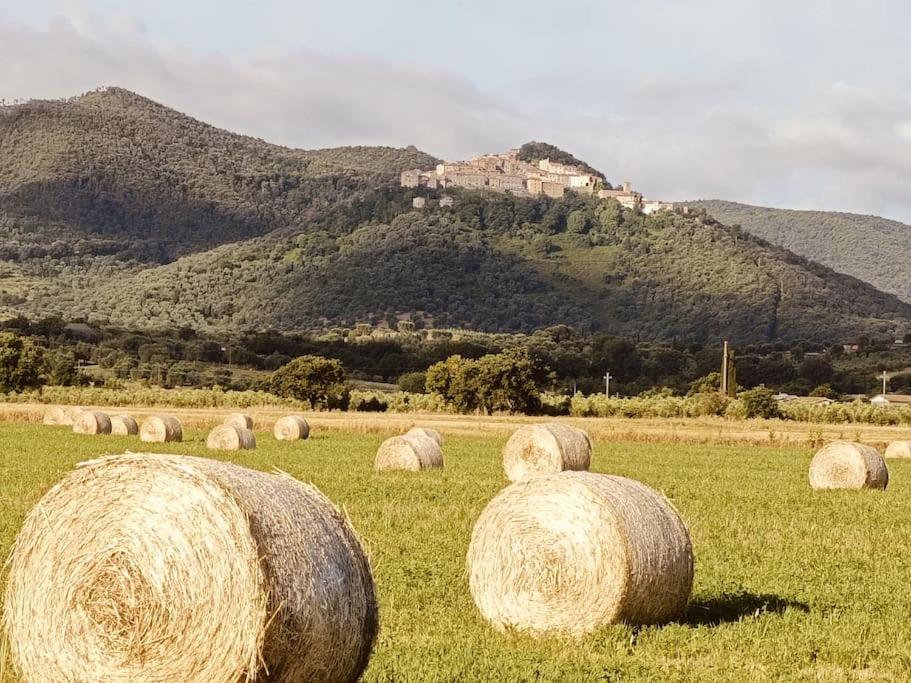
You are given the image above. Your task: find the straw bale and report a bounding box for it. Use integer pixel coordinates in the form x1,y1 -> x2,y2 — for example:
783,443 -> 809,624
109,415 -> 138,436
139,415 -> 183,443
42,406 -> 84,426
502,423 -> 592,481
375,433 -> 443,471
207,425 -> 257,451
224,413 -> 254,430
885,441 -> 911,459
406,426 -> 443,448
274,415 -> 310,441
467,471 -> 693,637
3,453 -> 378,682
72,411 -> 112,435
809,441 -> 888,490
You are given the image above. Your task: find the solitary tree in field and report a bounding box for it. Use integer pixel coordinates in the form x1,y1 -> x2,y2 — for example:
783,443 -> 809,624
0,333 -> 44,393
269,355 -> 349,409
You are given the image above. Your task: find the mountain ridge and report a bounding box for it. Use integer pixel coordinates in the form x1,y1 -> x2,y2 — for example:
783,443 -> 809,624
690,200 -> 911,304
1,88 -> 909,344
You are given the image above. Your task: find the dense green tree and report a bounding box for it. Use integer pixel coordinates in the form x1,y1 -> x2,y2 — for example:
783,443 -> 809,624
0,333 -> 44,392
397,371 -> 427,394
268,355 -> 349,409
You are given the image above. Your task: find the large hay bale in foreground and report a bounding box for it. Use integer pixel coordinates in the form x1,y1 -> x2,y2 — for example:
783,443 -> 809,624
274,415 -> 310,441
42,406 -> 84,426
109,415 -> 138,436
3,453 -> 378,682
885,441 -> 911,459
809,442 -> 888,490
502,423 -> 592,481
139,415 -> 183,443
207,424 -> 257,451
406,426 -> 443,448
224,412 -> 254,430
467,471 -> 694,637
72,411 -> 112,435
375,433 -> 443,471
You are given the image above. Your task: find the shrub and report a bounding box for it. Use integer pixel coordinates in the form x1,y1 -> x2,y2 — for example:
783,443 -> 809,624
739,387 -> 780,419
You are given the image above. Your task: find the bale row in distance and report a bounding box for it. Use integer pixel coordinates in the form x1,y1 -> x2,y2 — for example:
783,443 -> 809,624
468,471 -> 693,637
140,415 -> 183,443
207,425 -> 257,451
502,423 -> 592,481
808,442 -> 888,490
375,433 -> 443,471
3,453 -> 378,682
42,406 -> 84,426
274,415 -> 310,441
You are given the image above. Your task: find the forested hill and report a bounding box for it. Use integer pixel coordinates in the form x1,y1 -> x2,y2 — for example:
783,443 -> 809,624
0,87 -> 438,261
691,200 -> 911,304
1,88 -> 910,344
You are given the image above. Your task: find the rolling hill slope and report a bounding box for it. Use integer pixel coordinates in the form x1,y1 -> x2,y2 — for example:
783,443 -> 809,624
1,88 -> 909,344
691,200 -> 911,304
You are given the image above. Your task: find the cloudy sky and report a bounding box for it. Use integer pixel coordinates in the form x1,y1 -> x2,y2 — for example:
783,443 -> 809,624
2,0 -> 911,221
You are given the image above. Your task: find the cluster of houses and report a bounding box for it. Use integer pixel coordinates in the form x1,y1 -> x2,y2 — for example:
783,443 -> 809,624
401,149 -> 674,214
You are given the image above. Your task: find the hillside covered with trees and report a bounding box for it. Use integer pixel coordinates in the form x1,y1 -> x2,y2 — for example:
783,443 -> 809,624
1,88 -> 910,345
692,200 -> 911,304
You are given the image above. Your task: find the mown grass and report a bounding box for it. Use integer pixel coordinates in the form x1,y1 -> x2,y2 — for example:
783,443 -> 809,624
2,423 -> 911,681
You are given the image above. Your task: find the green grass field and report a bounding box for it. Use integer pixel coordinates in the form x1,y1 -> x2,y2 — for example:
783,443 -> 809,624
2,422 -> 910,681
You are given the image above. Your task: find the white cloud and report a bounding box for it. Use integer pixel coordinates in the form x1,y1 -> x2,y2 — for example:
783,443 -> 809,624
4,9 -> 911,222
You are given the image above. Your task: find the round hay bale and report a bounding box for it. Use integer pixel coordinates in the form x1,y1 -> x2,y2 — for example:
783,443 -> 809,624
274,415 -> 310,441
72,411 -> 112,435
139,415 -> 183,443
224,412 -> 254,430
809,442 -> 888,490
467,471 -> 694,637
207,424 -> 257,451
109,415 -> 138,436
42,406 -> 84,426
3,452 -> 378,682
885,441 -> 911,459
375,433 -> 443,471
502,423 -> 592,482
406,426 -> 443,448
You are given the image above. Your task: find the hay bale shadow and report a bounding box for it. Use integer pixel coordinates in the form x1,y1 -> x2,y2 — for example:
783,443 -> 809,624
679,591 -> 809,626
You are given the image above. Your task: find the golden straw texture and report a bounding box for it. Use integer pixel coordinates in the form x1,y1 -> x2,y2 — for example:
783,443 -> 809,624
72,411 -> 112,435
885,441 -> 911,459
42,406 -> 84,426
224,413 -> 254,430
406,426 -> 443,448
808,442 -> 888,490
375,433 -> 444,471
139,415 -> 183,443
502,423 -> 592,481
206,425 -> 257,451
3,453 -> 378,682
467,471 -> 693,637
273,415 -> 310,441
109,415 -> 139,436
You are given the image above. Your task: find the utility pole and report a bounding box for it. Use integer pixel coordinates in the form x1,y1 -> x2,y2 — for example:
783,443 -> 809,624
883,371 -> 888,397
604,371 -> 612,398
721,341 -> 729,396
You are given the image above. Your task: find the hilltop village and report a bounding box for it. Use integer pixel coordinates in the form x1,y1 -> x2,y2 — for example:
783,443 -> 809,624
401,149 -> 674,214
